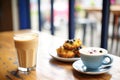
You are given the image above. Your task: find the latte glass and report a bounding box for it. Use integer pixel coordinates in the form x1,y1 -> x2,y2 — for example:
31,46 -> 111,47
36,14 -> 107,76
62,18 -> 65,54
13,32 -> 38,72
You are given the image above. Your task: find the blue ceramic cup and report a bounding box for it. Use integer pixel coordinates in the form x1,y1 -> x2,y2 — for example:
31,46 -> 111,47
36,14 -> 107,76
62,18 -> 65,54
79,47 -> 113,70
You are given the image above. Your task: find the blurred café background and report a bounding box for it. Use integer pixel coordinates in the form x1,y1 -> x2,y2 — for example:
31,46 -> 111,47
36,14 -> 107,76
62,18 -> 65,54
0,0 -> 120,56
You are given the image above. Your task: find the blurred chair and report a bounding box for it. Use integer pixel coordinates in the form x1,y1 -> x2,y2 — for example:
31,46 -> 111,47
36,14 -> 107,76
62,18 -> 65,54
110,14 -> 120,56
76,18 -> 96,46
75,2 -> 97,46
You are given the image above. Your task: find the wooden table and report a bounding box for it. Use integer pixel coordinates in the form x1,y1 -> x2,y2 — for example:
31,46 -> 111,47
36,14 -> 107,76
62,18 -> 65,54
0,30 -> 120,80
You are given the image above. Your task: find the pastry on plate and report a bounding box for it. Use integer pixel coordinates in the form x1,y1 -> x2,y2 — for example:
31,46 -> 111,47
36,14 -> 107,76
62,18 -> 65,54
57,46 -> 75,58
56,39 -> 84,58
63,39 -> 82,50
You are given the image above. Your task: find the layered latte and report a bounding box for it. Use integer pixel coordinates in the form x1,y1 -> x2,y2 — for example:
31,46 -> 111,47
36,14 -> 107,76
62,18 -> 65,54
14,33 -> 38,69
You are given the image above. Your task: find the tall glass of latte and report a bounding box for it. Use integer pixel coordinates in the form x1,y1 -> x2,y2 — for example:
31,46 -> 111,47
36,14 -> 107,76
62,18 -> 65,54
13,32 -> 38,72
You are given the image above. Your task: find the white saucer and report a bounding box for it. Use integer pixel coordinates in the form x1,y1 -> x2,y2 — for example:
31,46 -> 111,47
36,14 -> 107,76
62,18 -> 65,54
72,59 -> 112,75
49,51 -> 80,62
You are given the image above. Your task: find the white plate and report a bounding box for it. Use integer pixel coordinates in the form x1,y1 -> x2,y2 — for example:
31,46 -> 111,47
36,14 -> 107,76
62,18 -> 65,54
72,59 -> 112,75
49,51 -> 80,62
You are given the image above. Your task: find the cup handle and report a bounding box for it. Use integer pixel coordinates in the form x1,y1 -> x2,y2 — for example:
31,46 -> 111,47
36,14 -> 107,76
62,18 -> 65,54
102,55 -> 113,65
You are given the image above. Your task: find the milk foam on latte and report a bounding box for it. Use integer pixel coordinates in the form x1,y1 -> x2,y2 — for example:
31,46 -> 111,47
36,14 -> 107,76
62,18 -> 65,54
80,47 -> 107,56
14,33 -> 38,68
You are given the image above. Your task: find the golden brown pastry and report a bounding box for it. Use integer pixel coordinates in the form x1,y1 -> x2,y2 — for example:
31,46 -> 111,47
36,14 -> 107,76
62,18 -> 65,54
56,39 -> 83,58
56,46 -> 75,58
63,39 -> 82,50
